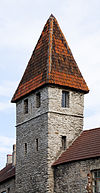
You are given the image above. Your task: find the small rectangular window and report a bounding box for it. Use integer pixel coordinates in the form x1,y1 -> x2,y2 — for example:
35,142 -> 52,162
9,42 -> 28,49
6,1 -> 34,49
36,139 -> 38,151
62,136 -> 66,150
36,92 -> 41,108
24,99 -> 28,114
92,170 -> 100,193
62,91 -> 69,108
24,143 -> 27,155
1,191 -> 6,193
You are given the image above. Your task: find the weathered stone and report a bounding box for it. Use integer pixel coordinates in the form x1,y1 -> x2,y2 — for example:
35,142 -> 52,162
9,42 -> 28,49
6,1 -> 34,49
16,85 -> 84,193
54,158 -> 100,193
0,178 -> 15,193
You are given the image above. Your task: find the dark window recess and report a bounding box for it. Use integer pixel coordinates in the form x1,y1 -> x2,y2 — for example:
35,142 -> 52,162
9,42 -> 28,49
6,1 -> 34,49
36,139 -> 38,151
92,170 -> 100,193
36,92 -> 41,108
62,91 -> 69,108
24,99 -> 28,114
1,191 -> 6,193
24,143 -> 27,155
62,136 -> 66,150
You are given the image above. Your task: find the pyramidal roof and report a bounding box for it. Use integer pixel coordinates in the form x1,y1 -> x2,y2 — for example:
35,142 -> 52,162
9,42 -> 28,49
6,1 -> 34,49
12,14 -> 89,103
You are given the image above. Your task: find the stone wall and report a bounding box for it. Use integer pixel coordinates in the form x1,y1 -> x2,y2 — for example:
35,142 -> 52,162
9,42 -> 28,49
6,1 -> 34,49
16,86 -> 49,125
0,177 -> 15,193
47,86 -> 84,192
16,87 -> 49,193
16,114 -> 48,193
16,85 -> 84,193
54,158 -> 100,193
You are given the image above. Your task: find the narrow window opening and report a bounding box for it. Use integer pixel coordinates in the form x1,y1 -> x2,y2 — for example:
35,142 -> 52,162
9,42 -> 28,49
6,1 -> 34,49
1,191 -> 6,193
24,143 -> 27,155
62,91 -> 69,108
92,170 -> 100,193
36,92 -> 41,108
31,102 -> 32,113
8,188 -> 10,193
24,99 -> 28,114
62,136 -> 66,150
36,139 -> 38,151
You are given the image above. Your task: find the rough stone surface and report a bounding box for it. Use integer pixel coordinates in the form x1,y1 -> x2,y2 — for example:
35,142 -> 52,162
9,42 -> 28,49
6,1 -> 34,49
54,158 -> 100,193
47,86 -> 84,192
16,85 -> 84,193
0,178 -> 15,193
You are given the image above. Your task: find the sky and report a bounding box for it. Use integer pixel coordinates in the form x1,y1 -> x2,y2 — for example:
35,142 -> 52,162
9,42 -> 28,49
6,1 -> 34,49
0,0 -> 100,169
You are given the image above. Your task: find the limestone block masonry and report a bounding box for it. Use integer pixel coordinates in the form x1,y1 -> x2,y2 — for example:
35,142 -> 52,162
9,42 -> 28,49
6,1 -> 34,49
54,158 -> 100,193
0,178 -> 15,193
16,85 -> 84,193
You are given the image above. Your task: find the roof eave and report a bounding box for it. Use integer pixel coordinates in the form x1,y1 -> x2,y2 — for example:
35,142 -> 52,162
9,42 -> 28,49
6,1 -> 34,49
52,155 -> 100,167
0,174 -> 15,184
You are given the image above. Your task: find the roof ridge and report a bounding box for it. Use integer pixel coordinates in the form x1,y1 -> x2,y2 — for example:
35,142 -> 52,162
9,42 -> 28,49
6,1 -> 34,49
83,127 -> 100,133
49,14 -> 55,19
11,15 -> 89,103
54,17 -> 70,54
53,17 -> 87,82
0,163 -> 12,173
47,15 -> 54,79
53,127 -> 100,166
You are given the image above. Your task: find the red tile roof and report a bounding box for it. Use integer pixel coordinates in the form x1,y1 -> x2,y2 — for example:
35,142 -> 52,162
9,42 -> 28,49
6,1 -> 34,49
12,14 -> 89,103
0,164 -> 15,184
53,128 -> 100,166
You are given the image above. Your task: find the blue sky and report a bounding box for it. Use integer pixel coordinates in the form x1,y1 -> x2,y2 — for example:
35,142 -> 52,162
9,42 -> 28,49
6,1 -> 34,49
0,0 -> 100,169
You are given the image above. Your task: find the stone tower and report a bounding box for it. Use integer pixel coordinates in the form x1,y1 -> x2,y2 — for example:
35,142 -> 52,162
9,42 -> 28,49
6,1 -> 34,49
12,15 -> 89,193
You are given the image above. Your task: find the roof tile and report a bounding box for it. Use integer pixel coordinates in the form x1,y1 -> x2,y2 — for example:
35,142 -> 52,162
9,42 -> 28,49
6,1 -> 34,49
12,15 -> 89,103
53,128 -> 100,166
0,164 -> 15,183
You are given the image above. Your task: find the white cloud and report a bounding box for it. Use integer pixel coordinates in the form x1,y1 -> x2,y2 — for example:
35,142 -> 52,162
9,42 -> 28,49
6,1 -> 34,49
84,112 -> 100,130
0,81 -> 17,112
0,136 -> 15,169
0,1 -> 47,49
0,0 -> 100,169
0,102 -> 14,111
0,136 -> 15,148
85,83 -> 100,108
0,80 -> 17,97
0,80 -> 17,111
